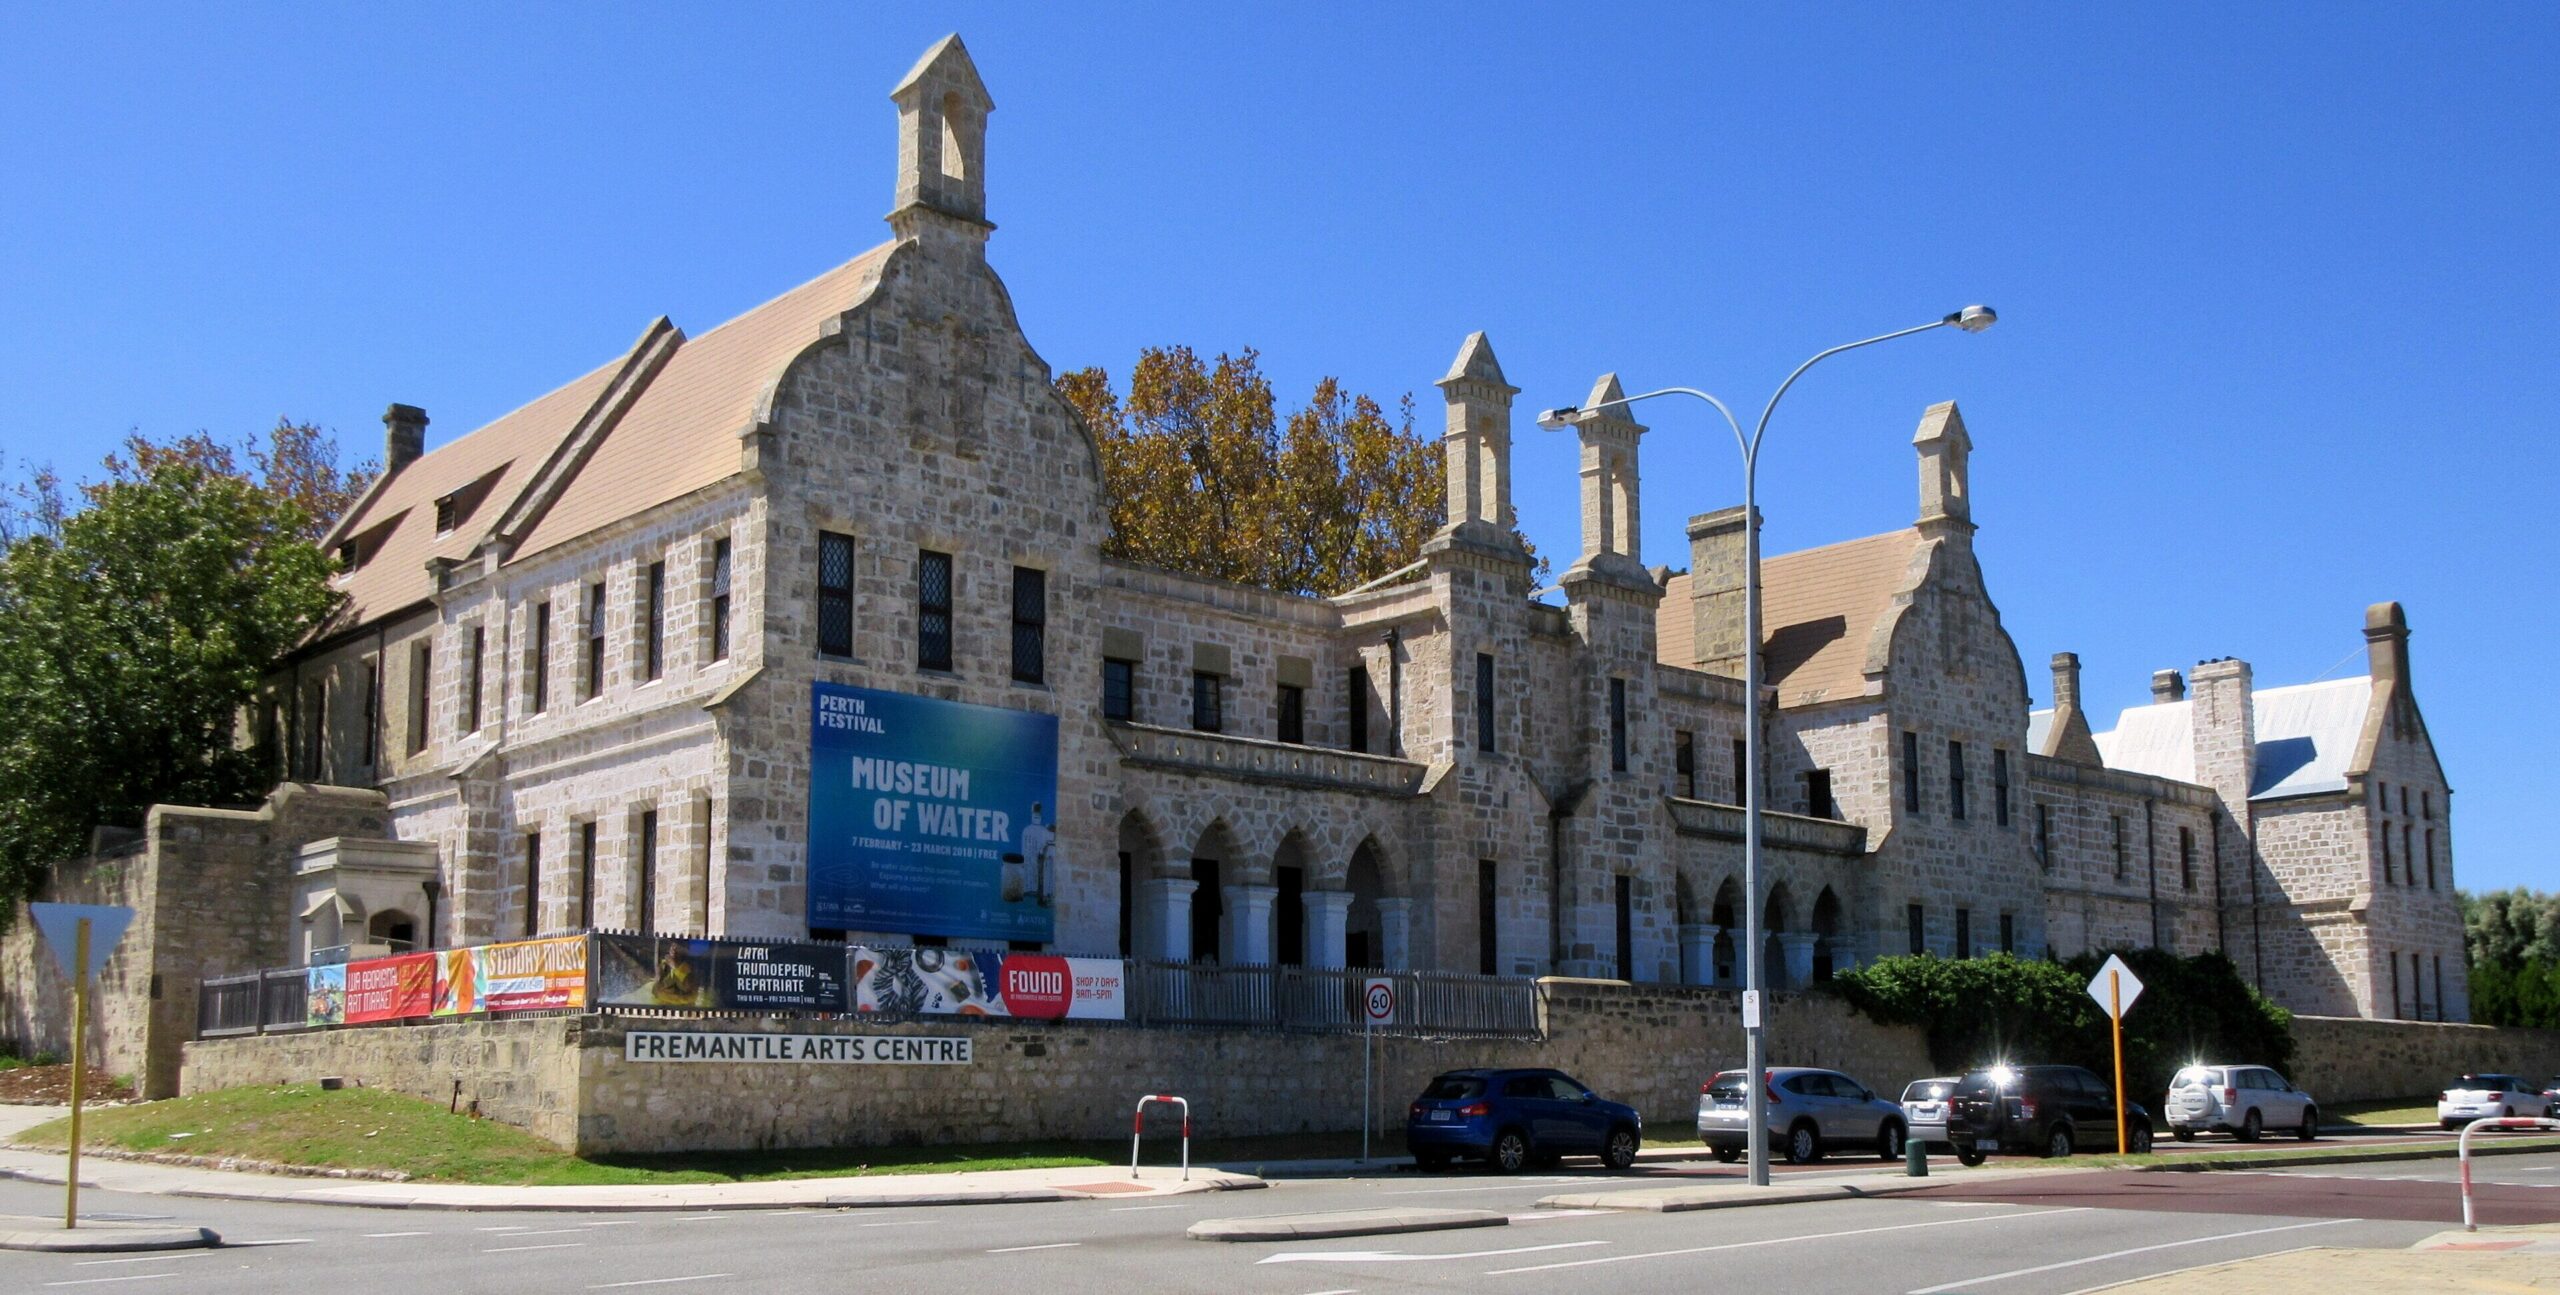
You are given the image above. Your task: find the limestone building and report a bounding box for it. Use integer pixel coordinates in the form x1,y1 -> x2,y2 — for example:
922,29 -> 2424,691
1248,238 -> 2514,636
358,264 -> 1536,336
254,35 -> 2461,1023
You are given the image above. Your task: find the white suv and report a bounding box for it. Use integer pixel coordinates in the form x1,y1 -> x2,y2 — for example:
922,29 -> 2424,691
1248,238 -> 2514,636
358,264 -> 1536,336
2167,1064 -> 2318,1142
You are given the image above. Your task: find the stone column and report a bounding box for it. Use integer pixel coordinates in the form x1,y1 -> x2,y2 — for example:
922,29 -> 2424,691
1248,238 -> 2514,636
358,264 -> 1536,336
1377,898 -> 1414,971
1778,933 -> 1818,990
1681,924 -> 1721,986
1143,877 -> 1197,962
1227,885 -> 1278,966
1304,891 -> 1353,970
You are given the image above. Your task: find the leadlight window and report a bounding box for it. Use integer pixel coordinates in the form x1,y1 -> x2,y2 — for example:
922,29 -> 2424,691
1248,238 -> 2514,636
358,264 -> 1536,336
817,532 -> 855,658
918,549 -> 954,671
1011,566 -> 1046,684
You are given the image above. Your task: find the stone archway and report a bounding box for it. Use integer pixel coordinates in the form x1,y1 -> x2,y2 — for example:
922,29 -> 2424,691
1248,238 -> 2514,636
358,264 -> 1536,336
1117,810 -> 1164,959
1710,878 -> 1741,986
1343,837 -> 1397,969
1189,820 -> 1241,964
1811,886 -> 1845,982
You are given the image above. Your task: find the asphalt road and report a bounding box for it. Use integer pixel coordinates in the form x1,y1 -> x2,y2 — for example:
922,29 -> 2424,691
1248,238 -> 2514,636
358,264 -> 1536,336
16,1150 -> 2553,1295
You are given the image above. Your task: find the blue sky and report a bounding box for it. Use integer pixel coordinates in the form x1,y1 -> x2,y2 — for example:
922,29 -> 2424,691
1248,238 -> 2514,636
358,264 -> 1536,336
2,6 -> 2551,891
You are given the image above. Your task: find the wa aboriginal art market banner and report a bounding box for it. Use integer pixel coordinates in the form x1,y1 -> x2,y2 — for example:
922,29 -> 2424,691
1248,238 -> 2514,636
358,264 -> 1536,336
345,952 -> 436,1023
807,683 -> 1061,945
592,933 -> 848,1012
851,945 -> 1125,1020
432,935 -> 588,1016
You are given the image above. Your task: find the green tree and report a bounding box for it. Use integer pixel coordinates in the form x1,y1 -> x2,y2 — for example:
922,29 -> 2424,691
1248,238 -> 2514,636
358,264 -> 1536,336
1058,347 -> 1539,597
0,427 -> 354,902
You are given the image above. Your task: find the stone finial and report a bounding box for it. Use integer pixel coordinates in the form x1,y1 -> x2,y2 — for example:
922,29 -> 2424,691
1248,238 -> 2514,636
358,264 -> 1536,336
2364,600 -> 2409,689
1434,332 -> 1519,540
2039,651 -> 2103,764
1913,400 -> 1972,538
1574,374 -> 1645,565
383,403 -> 428,475
2150,668 -> 2186,703
889,34 -> 995,237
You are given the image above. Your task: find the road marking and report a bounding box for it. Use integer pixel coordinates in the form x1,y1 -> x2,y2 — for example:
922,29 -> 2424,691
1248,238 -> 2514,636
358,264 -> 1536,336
1261,1241 -> 1607,1265
362,1231 -> 432,1238
1904,1218 -> 2355,1294
73,1254 -> 206,1267
583,1220 -> 639,1226
497,1227 -> 591,1236
2054,1245 -> 2325,1295
43,1277 -> 179,1288
479,1224 -> 536,1231
485,1242 -> 589,1253
589,1277 -> 734,1290
859,1221 -> 932,1228
227,1239 -> 313,1247
1484,1207 -> 2089,1275
1110,1204 -> 1182,1211
987,1242 -> 1082,1253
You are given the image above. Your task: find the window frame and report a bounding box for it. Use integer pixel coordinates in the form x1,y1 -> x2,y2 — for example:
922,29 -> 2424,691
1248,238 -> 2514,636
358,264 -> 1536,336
1102,657 -> 1136,722
643,559 -> 666,682
529,601 -> 550,714
1475,652 -> 1497,754
1903,730 -> 1922,814
1191,669 -> 1224,733
1009,565 -> 1046,685
917,549 -> 955,672
708,537 -> 733,663
1277,681 -> 1305,744
1608,677 -> 1628,773
1948,738 -> 1967,821
817,531 -> 855,659
583,580 -> 607,701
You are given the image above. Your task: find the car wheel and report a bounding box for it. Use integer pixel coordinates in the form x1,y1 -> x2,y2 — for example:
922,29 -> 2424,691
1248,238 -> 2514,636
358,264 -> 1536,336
2238,1110 -> 2261,1143
1712,1146 -> 1741,1164
2129,1122 -> 2154,1155
1493,1129 -> 1531,1175
2297,1109 -> 2318,1141
1785,1122 -> 1822,1165
1878,1121 -> 1906,1161
2172,1127 -> 2196,1142
1602,1126 -> 1640,1171
2044,1125 -> 2074,1159
2443,1119 -> 2461,1131
1957,1148 -> 1988,1167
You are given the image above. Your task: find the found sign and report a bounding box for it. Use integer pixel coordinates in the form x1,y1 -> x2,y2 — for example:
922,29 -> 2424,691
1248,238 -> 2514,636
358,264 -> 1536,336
29,903 -> 133,981
2087,954 -> 2144,1019
1362,977 -> 1396,1027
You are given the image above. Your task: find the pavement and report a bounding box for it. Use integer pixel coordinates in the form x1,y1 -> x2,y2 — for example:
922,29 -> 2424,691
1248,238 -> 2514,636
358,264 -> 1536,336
2090,1224 -> 2560,1292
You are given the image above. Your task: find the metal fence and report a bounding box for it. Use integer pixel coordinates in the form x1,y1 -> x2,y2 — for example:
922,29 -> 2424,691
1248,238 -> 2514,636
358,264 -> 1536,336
197,968 -> 316,1038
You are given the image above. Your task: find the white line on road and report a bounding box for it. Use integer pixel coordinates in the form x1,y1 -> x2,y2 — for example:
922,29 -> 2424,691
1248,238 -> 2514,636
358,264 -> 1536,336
73,1254 -> 207,1267
497,1228 -> 592,1236
589,1276 -> 734,1290
1904,1218 -> 2355,1294
859,1221 -> 931,1228
2054,1245 -> 2325,1295
226,1239 -> 313,1248
987,1242 -> 1082,1253
1484,1207 -> 2091,1275
43,1277 -> 180,1288
362,1231 -> 432,1238
1109,1204 -> 1182,1211
484,1242 -> 589,1253
583,1220 -> 639,1226
1261,1241 -> 1607,1266
671,1214 -> 726,1221
479,1224 -> 536,1231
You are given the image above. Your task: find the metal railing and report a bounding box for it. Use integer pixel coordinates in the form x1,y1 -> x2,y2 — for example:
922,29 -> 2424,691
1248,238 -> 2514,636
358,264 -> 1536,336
197,968 -> 320,1038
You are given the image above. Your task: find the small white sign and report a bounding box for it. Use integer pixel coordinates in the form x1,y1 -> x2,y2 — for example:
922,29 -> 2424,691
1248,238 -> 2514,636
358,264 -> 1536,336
1362,977 -> 1397,1027
1741,989 -> 1763,1029
2087,954 -> 2145,1019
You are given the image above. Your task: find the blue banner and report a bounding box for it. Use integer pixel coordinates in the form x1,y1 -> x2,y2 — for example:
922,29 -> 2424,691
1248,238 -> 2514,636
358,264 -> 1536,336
808,683 -> 1060,943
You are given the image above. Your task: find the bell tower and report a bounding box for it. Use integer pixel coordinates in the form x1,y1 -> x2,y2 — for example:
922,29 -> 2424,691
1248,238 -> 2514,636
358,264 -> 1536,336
890,35 -> 995,241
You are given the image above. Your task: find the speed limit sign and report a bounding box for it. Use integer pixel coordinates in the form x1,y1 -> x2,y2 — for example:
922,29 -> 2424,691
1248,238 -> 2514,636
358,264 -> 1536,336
1362,976 -> 1396,1028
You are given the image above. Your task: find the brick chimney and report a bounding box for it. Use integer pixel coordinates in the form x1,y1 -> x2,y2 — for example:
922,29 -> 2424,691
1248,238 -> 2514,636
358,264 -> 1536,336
383,403 -> 428,474
1685,505 -> 1756,677
2364,601 -> 2408,690
2151,668 -> 2186,703
2039,651 -> 2102,764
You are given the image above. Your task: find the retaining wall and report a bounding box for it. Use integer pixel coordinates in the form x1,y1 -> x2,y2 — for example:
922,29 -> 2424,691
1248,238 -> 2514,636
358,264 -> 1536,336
2289,1014 -> 2560,1105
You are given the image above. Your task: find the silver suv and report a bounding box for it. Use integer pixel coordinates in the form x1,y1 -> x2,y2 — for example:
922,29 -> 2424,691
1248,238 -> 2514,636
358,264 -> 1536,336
2167,1064 -> 2318,1142
1697,1066 -> 1908,1165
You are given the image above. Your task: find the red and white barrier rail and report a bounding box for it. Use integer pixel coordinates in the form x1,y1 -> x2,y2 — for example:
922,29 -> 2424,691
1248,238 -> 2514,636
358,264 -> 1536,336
2457,1114 -> 2560,1231
1132,1094 -> 1190,1181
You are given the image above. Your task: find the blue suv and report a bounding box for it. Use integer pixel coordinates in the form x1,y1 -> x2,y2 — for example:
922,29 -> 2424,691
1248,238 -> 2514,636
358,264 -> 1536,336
1406,1067 -> 1643,1173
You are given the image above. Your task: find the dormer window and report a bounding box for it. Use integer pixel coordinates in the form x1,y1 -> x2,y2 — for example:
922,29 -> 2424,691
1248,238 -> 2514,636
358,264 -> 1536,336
434,494 -> 460,535
336,542 -> 358,569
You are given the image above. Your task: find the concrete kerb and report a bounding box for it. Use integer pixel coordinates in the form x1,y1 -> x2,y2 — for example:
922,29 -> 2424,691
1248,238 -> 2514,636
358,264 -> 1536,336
0,1218 -> 220,1252
1188,1207 -> 1506,1242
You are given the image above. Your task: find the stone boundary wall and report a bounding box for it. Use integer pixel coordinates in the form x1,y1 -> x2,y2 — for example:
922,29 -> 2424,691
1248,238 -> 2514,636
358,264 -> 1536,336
181,980 -> 1932,1156
2290,1014 -> 2560,1105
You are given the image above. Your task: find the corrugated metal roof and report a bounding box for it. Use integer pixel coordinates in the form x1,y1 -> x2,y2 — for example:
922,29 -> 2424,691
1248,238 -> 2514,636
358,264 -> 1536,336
2093,698 -> 2196,784
2026,708 -> 2054,754
1655,529 -> 1920,708
2249,677 -> 2373,799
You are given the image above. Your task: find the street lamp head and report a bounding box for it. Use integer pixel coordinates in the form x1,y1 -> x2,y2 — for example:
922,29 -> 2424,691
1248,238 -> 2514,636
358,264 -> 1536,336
1534,406 -> 1580,431
1949,304 -> 1998,333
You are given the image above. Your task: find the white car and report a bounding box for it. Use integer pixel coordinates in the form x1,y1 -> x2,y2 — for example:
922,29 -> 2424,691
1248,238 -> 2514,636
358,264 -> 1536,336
2438,1074 -> 2556,1129
2167,1064 -> 2318,1142
1901,1076 -> 1958,1148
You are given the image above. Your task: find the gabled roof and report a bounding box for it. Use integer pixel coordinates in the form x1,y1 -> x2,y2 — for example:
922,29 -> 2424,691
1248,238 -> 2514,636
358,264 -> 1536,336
2092,698 -> 2195,784
314,350 -> 637,636
2026,708 -> 2054,753
1658,529 -> 1922,708
2089,675 -> 2376,800
511,244 -> 897,559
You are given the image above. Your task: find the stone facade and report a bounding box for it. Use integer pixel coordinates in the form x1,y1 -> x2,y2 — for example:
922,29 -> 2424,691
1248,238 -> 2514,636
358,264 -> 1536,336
2290,1015 -> 2560,1106
69,31 -> 2454,1058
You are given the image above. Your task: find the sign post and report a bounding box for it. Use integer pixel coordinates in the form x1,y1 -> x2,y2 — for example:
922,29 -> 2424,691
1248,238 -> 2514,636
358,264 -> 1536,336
2085,954 -> 2146,1155
29,902 -> 135,1231
1361,977 -> 1395,1163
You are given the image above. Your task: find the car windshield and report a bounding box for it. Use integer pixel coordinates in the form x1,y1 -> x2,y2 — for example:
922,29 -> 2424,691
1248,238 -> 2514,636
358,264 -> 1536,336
1903,1080 -> 1951,1102
2453,1076 -> 2516,1092
1705,1074 -> 1749,1101
1955,1069 -> 2015,1098
1421,1076 -> 1484,1101
2171,1067 -> 2221,1088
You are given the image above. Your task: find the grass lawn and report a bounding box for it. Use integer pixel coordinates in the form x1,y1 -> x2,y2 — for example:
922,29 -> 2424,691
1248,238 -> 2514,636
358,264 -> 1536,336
2326,1096 -> 2448,1126
10,1084 -> 1402,1186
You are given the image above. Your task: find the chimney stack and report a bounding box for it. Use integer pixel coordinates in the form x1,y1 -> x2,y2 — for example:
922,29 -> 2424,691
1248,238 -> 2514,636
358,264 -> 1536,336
383,403 -> 428,474
2151,668 -> 2186,703
2039,651 -> 2103,764
1685,505 -> 1757,676
2364,601 -> 2409,690
2052,651 -> 2084,712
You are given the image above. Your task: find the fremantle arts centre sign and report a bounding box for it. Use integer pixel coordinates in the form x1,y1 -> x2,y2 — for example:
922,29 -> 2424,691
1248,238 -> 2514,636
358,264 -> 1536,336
807,683 -> 1061,944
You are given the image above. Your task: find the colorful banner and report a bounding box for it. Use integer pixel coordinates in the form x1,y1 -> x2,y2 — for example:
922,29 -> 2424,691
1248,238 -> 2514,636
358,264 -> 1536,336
592,934 -> 848,1012
807,684 -> 1061,944
850,946 -> 1124,1020
433,936 -> 587,1016
345,952 -> 437,1023
304,963 -> 346,1027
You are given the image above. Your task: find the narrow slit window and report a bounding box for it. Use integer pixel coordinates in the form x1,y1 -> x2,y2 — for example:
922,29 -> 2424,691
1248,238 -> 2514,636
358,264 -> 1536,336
584,580 -> 607,700
817,531 -> 855,658
643,560 -> 666,681
918,549 -> 954,671
708,537 -> 732,663
1010,566 -> 1046,684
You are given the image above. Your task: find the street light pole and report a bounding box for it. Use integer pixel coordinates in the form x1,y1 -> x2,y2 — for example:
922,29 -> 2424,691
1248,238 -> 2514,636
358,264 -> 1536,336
1539,304 -> 1994,1186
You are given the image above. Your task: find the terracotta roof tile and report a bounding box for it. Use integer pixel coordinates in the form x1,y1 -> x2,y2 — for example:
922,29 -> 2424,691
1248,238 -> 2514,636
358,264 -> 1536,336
1655,529 -> 1921,708
510,245 -> 898,559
